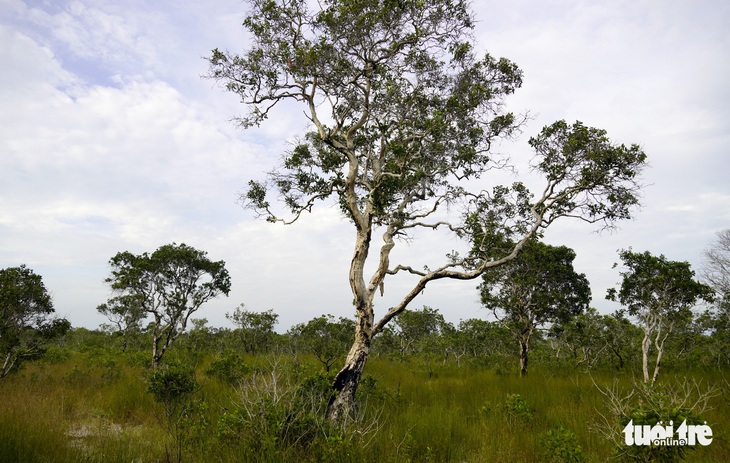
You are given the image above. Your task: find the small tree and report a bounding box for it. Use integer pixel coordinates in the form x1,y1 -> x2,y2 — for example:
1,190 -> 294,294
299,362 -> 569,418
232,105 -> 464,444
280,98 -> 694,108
0,265 -> 70,378
289,314 -> 355,372
227,305 -> 279,354
480,239 -> 591,376
104,243 -> 231,367
606,249 -> 714,383
147,362 -> 199,463
698,230 -> 730,367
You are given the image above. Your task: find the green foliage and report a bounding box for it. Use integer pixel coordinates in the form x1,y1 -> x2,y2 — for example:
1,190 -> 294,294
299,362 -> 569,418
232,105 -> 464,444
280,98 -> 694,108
528,120 -> 647,224
289,314 -> 354,371
96,295 -> 144,351
480,239 -> 591,375
501,393 -> 534,424
607,249 -> 714,317
1,351 -> 729,462
596,378 -> 719,463
540,425 -> 586,463
227,305 -> 279,354
549,308 -> 643,370
147,361 -> 201,463
147,362 -> 198,405
215,363 -> 369,462
103,243 -> 231,366
607,249 -> 714,382
208,0 -> 646,422
205,351 -> 250,385
0,265 -> 70,378
383,306 -> 453,358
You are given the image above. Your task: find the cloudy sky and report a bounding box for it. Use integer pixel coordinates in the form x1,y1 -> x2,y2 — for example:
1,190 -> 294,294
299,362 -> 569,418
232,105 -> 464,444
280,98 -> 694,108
1,0 -> 728,331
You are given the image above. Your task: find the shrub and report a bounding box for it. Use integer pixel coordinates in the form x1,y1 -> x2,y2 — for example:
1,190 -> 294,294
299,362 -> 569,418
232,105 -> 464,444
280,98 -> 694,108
593,378 -> 719,463
204,351 -> 249,385
502,393 -> 533,424
147,363 -> 197,405
540,424 -> 585,463
147,362 -> 199,463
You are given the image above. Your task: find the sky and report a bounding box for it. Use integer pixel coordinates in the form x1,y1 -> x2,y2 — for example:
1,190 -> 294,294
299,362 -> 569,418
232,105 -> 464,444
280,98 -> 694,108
1,0 -> 728,332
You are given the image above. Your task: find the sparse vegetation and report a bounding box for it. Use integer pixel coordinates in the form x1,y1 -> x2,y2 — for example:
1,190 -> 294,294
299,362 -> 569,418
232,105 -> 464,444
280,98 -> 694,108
1,321 -> 728,462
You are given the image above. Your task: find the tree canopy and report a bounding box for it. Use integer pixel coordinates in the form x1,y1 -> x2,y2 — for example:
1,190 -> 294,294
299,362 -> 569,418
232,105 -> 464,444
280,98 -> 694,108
606,249 -> 713,382
480,239 -> 591,376
0,265 -> 69,378
104,243 -> 231,367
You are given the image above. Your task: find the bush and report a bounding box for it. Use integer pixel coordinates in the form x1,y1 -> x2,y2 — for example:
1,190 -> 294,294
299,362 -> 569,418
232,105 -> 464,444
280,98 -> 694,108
502,393 -> 533,424
147,362 -> 200,462
540,425 -> 585,463
204,351 -> 249,385
594,378 -> 719,463
147,363 -> 197,405
215,360 -> 378,462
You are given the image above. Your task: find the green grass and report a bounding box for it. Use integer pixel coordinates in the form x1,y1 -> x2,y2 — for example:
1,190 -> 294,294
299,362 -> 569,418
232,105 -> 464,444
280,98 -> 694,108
0,353 -> 728,462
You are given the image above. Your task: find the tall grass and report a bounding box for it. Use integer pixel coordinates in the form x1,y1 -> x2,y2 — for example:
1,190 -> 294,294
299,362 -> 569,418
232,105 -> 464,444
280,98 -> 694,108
0,352 -> 728,462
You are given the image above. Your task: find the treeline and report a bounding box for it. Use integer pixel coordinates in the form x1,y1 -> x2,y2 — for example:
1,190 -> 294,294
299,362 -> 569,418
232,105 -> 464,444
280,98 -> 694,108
3,229 -> 728,382
55,302 -> 730,378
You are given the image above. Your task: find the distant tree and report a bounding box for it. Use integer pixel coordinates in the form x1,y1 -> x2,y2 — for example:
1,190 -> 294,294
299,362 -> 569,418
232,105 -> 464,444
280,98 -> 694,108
480,240 -> 591,376
701,229 -> 730,360
208,0 -> 647,422
185,318 -> 216,352
289,315 -> 355,372
702,302 -> 730,367
606,249 -> 714,383
96,295 -> 144,352
548,308 -> 641,370
702,229 -> 730,300
227,305 -> 279,354
103,243 -> 231,367
0,265 -> 70,378
600,311 -> 642,370
548,307 -> 606,369
390,306 -> 452,357
450,318 -> 513,363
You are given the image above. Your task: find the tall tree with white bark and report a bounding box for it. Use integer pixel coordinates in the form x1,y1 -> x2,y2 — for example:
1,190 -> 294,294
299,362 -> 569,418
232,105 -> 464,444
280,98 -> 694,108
207,0 -> 647,424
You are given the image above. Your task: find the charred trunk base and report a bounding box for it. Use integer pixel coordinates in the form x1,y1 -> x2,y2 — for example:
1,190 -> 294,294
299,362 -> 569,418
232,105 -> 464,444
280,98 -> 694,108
326,346 -> 368,426
519,338 -> 529,377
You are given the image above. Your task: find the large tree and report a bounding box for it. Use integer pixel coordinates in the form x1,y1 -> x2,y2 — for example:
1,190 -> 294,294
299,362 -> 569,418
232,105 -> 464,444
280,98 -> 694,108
606,249 -> 713,383
208,0 -> 646,423
480,239 -> 591,376
103,243 -> 231,367
0,265 -> 70,378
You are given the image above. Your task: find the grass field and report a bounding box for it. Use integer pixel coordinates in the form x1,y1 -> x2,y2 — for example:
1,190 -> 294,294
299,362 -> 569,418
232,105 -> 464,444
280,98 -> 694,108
1,351 -> 728,462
